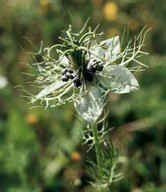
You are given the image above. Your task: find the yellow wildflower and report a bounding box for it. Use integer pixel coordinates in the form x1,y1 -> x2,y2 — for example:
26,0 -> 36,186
103,2 -> 118,21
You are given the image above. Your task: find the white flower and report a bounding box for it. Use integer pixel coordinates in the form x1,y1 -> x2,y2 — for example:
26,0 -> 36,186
73,37 -> 139,122
0,75 -> 8,89
28,24 -> 147,123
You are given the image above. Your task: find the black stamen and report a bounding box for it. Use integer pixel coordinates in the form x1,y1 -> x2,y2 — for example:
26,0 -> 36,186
69,74 -> 74,79
84,71 -> 94,82
61,67 -> 76,82
65,72 -> 71,78
67,68 -> 74,73
74,77 -> 81,87
61,69 -> 67,75
96,64 -> 103,71
89,66 -> 97,73
62,76 -> 69,82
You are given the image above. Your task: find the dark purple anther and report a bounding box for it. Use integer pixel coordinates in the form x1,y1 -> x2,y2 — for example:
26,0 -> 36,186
74,77 -> 81,87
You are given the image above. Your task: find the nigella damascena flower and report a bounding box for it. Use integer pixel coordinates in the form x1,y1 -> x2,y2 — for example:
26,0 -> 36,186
29,22 -> 148,123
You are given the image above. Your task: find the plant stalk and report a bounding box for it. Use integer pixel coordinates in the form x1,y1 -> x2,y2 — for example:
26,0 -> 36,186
91,123 -> 103,177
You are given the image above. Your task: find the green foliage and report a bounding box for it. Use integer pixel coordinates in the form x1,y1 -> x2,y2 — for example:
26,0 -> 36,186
0,0 -> 166,191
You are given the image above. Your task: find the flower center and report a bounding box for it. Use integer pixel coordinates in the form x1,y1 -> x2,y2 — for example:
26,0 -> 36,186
84,60 -> 104,82
61,59 -> 104,87
61,68 -> 75,82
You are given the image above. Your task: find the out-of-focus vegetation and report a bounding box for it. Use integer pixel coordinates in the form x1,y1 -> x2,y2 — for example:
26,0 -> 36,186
0,0 -> 166,191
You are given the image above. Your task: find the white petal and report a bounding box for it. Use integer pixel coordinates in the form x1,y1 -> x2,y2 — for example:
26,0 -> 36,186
31,81 -> 67,103
97,65 -> 139,94
60,55 -> 70,66
90,36 -> 120,62
74,86 -> 105,123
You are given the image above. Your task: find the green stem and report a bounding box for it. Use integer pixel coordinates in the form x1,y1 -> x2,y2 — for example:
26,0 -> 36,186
91,123 -> 103,176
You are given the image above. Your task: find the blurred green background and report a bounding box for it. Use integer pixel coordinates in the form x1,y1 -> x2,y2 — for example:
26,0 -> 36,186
0,0 -> 166,191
